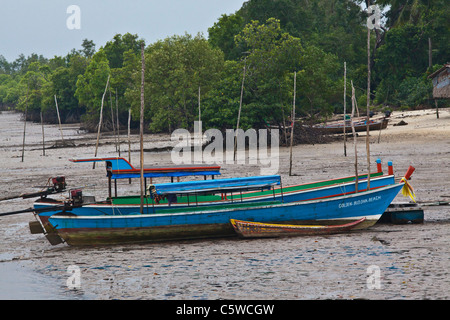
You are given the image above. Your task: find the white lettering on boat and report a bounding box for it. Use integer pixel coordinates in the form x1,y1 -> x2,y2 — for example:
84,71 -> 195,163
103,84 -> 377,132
339,195 -> 381,209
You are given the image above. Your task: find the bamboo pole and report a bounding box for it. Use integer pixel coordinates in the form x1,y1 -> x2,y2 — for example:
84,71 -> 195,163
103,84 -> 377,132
198,86 -> 202,147
21,86 -> 28,162
351,81 -> 358,193
116,88 -> 120,156
377,119 -> 382,143
428,37 -> 432,69
54,95 -> 65,144
435,99 -> 439,119
289,72 -> 296,176
366,27 -> 371,190
198,86 -> 201,123
127,107 -> 132,184
234,64 -> 246,161
343,62 -> 347,157
40,111 -> 45,156
109,84 -> 117,152
93,74 -> 110,169
139,42 -> 145,214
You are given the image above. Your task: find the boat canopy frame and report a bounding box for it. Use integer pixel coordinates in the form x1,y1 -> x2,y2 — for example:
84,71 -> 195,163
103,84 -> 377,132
69,157 -> 283,208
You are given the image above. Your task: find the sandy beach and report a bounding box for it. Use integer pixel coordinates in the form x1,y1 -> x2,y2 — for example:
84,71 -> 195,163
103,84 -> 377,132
0,108 -> 449,300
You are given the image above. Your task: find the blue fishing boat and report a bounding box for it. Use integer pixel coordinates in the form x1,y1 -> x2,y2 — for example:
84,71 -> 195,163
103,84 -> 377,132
47,179 -> 411,246
33,158 -> 395,225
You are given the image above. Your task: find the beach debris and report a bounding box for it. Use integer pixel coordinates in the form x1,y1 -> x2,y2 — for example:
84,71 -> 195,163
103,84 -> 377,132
371,236 -> 391,246
394,120 -> 408,126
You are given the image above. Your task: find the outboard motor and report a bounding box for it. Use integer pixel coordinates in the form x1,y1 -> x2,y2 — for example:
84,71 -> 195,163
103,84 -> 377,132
52,176 -> 66,192
71,189 -> 83,205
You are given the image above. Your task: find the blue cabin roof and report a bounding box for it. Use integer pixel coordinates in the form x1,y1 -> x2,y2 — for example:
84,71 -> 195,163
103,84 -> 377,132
150,175 -> 281,195
69,157 -> 221,179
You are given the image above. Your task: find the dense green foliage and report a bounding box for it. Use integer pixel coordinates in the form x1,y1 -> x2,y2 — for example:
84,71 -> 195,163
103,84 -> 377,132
0,0 -> 448,132
136,34 -> 224,133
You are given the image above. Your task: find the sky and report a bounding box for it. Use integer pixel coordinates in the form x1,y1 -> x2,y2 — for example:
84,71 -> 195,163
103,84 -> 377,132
0,0 -> 247,62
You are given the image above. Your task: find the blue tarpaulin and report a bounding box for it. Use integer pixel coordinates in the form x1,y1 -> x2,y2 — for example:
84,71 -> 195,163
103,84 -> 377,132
150,175 -> 281,195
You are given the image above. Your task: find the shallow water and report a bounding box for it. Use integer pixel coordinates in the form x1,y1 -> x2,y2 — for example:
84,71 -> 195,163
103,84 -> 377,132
0,110 -> 449,300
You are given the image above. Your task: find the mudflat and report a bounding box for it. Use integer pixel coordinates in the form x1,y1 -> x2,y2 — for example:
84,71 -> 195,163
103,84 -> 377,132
0,109 -> 449,299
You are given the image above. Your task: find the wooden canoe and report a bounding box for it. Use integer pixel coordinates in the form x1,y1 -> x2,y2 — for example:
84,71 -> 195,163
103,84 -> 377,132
313,117 -> 389,135
230,217 -> 366,238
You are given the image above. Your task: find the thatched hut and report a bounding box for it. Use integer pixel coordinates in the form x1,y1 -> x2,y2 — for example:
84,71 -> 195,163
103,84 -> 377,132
428,63 -> 450,99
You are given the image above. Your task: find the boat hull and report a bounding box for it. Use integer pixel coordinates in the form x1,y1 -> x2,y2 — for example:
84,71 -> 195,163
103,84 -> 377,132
48,183 -> 404,246
230,217 -> 366,238
35,173 -> 394,221
315,118 -> 389,134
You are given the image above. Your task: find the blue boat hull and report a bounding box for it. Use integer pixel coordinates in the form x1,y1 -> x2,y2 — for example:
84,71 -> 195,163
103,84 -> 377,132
48,183 -> 404,246
35,175 -> 395,218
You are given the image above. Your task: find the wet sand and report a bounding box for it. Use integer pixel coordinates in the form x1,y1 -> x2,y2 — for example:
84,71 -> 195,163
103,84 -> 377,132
0,109 -> 449,300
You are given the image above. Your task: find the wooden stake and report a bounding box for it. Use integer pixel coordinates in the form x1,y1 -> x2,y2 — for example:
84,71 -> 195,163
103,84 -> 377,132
351,81 -> 358,193
198,86 -> 201,123
428,37 -> 432,69
128,107 -> 132,184
21,86 -> 28,162
198,86 -> 202,147
377,121 -> 382,143
116,88 -> 120,156
289,72 -> 296,176
93,74 -> 110,169
435,99 -> 439,119
344,62 -> 347,157
366,27 -> 371,190
109,84 -> 117,152
40,111 -> 45,156
139,42 -> 145,214
54,95 -> 65,144
234,64 -> 246,161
